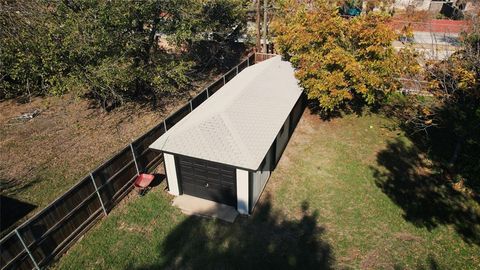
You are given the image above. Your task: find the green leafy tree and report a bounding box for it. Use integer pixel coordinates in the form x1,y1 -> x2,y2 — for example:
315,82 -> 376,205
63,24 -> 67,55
52,0 -> 194,108
0,1 -> 60,98
172,0 -> 248,69
0,0 -> 246,108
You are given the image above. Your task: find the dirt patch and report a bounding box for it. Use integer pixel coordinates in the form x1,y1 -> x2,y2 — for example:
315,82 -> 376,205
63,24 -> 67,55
360,248 -> 394,270
295,109 -> 322,134
394,232 -> 423,242
118,221 -> 153,234
338,248 -> 361,267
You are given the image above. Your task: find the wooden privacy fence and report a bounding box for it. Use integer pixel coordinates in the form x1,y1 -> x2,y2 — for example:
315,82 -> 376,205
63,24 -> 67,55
255,53 -> 277,63
0,52 -> 274,270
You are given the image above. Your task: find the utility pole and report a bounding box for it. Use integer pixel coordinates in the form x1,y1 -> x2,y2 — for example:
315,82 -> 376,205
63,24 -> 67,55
262,0 -> 268,53
256,0 -> 261,52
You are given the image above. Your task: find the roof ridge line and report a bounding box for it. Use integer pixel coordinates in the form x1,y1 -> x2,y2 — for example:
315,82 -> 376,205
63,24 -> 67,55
218,113 -> 254,166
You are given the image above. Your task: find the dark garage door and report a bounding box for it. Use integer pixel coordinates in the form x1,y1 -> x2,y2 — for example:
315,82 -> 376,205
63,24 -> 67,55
176,156 -> 237,207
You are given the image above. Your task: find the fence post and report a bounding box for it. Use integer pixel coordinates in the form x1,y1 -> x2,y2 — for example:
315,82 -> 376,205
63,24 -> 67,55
189,100 -> 193,112
15,229 -> 40,270
163,120 -> 167,131
236,65 -> 239,75
223,75 -> 226,85
90,173 -> 108,216
130,143 -> 140,176
206,88 -> 210,98
247,56 -> 250,67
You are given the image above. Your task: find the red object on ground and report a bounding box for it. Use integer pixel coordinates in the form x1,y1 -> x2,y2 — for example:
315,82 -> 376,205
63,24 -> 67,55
134,173 -> 155,195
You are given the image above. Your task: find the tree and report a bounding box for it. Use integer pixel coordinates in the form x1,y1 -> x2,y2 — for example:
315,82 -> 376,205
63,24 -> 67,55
272,0 -> 410,114
256,0 -> 262,51
0,0 -> 246,109
421,23 -> 479,181
383,19 -> 479,192
263,0 -> 268,53
0,0 -> 60,99
171,0 -> 247,70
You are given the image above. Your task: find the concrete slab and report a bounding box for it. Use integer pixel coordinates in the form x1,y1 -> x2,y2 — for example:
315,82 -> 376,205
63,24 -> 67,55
412,31 -> 460,46
172,195 -> 239,223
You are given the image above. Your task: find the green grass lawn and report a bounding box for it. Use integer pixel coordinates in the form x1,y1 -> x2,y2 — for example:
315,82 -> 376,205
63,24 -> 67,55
54,111 -> 480,270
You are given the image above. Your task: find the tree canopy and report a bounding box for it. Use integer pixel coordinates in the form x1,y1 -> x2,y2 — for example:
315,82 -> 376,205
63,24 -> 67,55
272,0 -> 412,114
419,25 -> 479,185
381,21 -> 480,193
0,0 -> 247,108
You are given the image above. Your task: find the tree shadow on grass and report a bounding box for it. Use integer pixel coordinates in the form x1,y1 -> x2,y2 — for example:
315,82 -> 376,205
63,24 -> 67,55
129,198 -> 334,270
372,138 -> 480,246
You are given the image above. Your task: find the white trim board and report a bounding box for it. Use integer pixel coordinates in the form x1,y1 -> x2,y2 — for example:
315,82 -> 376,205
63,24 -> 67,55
236,169 -> 249,215
164,153 -> 180,195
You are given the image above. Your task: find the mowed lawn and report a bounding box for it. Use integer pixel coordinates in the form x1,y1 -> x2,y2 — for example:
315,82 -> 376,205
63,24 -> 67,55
54,110 -> 480,269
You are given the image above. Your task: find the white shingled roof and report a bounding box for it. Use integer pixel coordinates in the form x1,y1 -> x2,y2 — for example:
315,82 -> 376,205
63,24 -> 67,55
149,56 -> 302,170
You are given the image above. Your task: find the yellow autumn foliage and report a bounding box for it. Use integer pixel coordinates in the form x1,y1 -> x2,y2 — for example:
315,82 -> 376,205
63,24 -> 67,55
272,0 -> 413,112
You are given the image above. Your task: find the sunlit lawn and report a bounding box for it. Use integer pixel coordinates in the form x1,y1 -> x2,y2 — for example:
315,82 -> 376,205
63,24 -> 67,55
55,110 -> 480,269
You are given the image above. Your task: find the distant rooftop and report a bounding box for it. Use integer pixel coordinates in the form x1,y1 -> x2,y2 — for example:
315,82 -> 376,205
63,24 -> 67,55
150,56 -> 303,170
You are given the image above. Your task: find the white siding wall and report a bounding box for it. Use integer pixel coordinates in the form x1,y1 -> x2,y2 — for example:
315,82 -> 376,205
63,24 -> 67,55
164,153 -> 180,196
236,169 -> 249,215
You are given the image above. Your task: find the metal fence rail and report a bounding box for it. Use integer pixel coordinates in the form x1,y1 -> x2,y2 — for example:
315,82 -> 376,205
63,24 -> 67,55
0,52 -> 272,270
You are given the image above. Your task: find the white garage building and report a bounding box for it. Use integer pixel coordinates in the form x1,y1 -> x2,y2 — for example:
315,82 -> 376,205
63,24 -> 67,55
150,56 -> 304,215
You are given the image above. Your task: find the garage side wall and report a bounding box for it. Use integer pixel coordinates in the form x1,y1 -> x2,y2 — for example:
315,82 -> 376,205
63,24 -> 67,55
248,93 -> 306,213
289,92 -> 306,137
249,146 -> 273,213
275,116 -> 290,165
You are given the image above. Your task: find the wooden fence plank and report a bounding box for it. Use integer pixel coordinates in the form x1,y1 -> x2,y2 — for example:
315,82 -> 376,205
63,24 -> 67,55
165,103 -> 191,130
